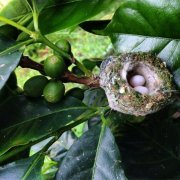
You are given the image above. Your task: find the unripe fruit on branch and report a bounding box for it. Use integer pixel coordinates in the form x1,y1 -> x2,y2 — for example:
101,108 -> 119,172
44,55 -> 66,78
100,53 -> 174,116
24,75 -> 48,98
55,39 -> 72,66
43,81 -> 65,103
55,39 -> 71,54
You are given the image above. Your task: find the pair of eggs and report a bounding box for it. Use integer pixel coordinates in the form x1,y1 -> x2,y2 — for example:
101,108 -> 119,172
129,75 -> 148,94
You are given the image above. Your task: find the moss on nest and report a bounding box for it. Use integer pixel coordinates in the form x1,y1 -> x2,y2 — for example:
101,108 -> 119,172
100,53 -> 174,116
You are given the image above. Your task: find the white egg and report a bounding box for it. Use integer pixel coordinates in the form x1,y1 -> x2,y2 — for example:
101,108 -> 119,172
134,86 -> 149,94
129,75 -> 145,87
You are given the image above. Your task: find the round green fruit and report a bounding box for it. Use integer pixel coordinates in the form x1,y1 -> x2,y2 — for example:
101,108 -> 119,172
55,40 -> 72,66
55,39 -> 71,54
44,55 -> 66,78
66,87 -> 84,100
43,81 -> 65,103
24,75 -> 48,98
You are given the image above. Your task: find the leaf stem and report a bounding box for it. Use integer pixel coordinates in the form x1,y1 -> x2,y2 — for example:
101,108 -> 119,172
0,39 -> 34,56
32,0 -> 39,32
75,60 -> 92,76
38,33 -> 71,59
0,16 -> 34,37
38,33 -> 92,76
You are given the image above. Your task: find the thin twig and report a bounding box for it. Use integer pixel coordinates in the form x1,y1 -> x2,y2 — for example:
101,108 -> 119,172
20,56 -> 100,87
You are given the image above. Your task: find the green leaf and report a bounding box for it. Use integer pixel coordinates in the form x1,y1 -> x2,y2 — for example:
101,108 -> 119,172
0,153 -> 44,180
109,103 -> 180,179
83,88 -> 108,107
0,0 -> 32,38
0,35 -> 22,90
56,124 -> 126,179
0,39 -> 33,56
48,131 -> 77,162
1,0 -> 115,36
110,34 -> 180,88
80,20 -> 110,35
39,0 -> 116,34
105,0 -> 180,39
105,1 -> 180,88
0,1 -> 30,23
0,95 -> 93,157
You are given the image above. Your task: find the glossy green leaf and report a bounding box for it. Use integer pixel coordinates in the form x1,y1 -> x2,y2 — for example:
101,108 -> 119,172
104,0 -> 180,89
105,0 -> 180,39
83,88 -> 108,107
56,124 -> 126,179
0,1 -> 30,23
0,0 -> 32,38
0,0 -> 115,37
0,35 -> 22,90
39,0 -> 116,34
80,20 -> 110,35
110,34 -> 180,88
0,95 -> 92,157
0,153 -> 44,180
48,131 -> 77,162
108,103 -> 180,179
80,1 -> 180,89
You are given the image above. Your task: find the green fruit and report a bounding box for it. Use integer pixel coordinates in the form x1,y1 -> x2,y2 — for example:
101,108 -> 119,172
44,55 -> 66,78
72,66 -> 84,76
24,75 -> 48,98
43,81 -> 65,103
66,87 -> 84,100
55,39 -> 71,54
82,59 -> 96,71
55,40 -> 72,66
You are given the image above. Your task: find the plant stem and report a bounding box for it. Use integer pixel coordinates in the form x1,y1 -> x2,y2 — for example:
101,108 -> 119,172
75,60 -> 92,76
0,16 -> 34,37
20,56 -> 100,87
38,33 -> 92,76
0,39 -> 34,56
38,33 -> 71,59
32,0 -> 39,32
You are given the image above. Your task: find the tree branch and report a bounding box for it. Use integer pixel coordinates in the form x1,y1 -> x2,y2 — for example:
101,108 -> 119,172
20,56 -> 100,87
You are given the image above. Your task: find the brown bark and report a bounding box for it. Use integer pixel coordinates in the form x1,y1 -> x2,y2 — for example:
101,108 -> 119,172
20,56 -> 100,87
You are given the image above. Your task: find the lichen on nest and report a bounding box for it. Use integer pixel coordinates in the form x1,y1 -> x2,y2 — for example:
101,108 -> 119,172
99,53 -> 174,116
